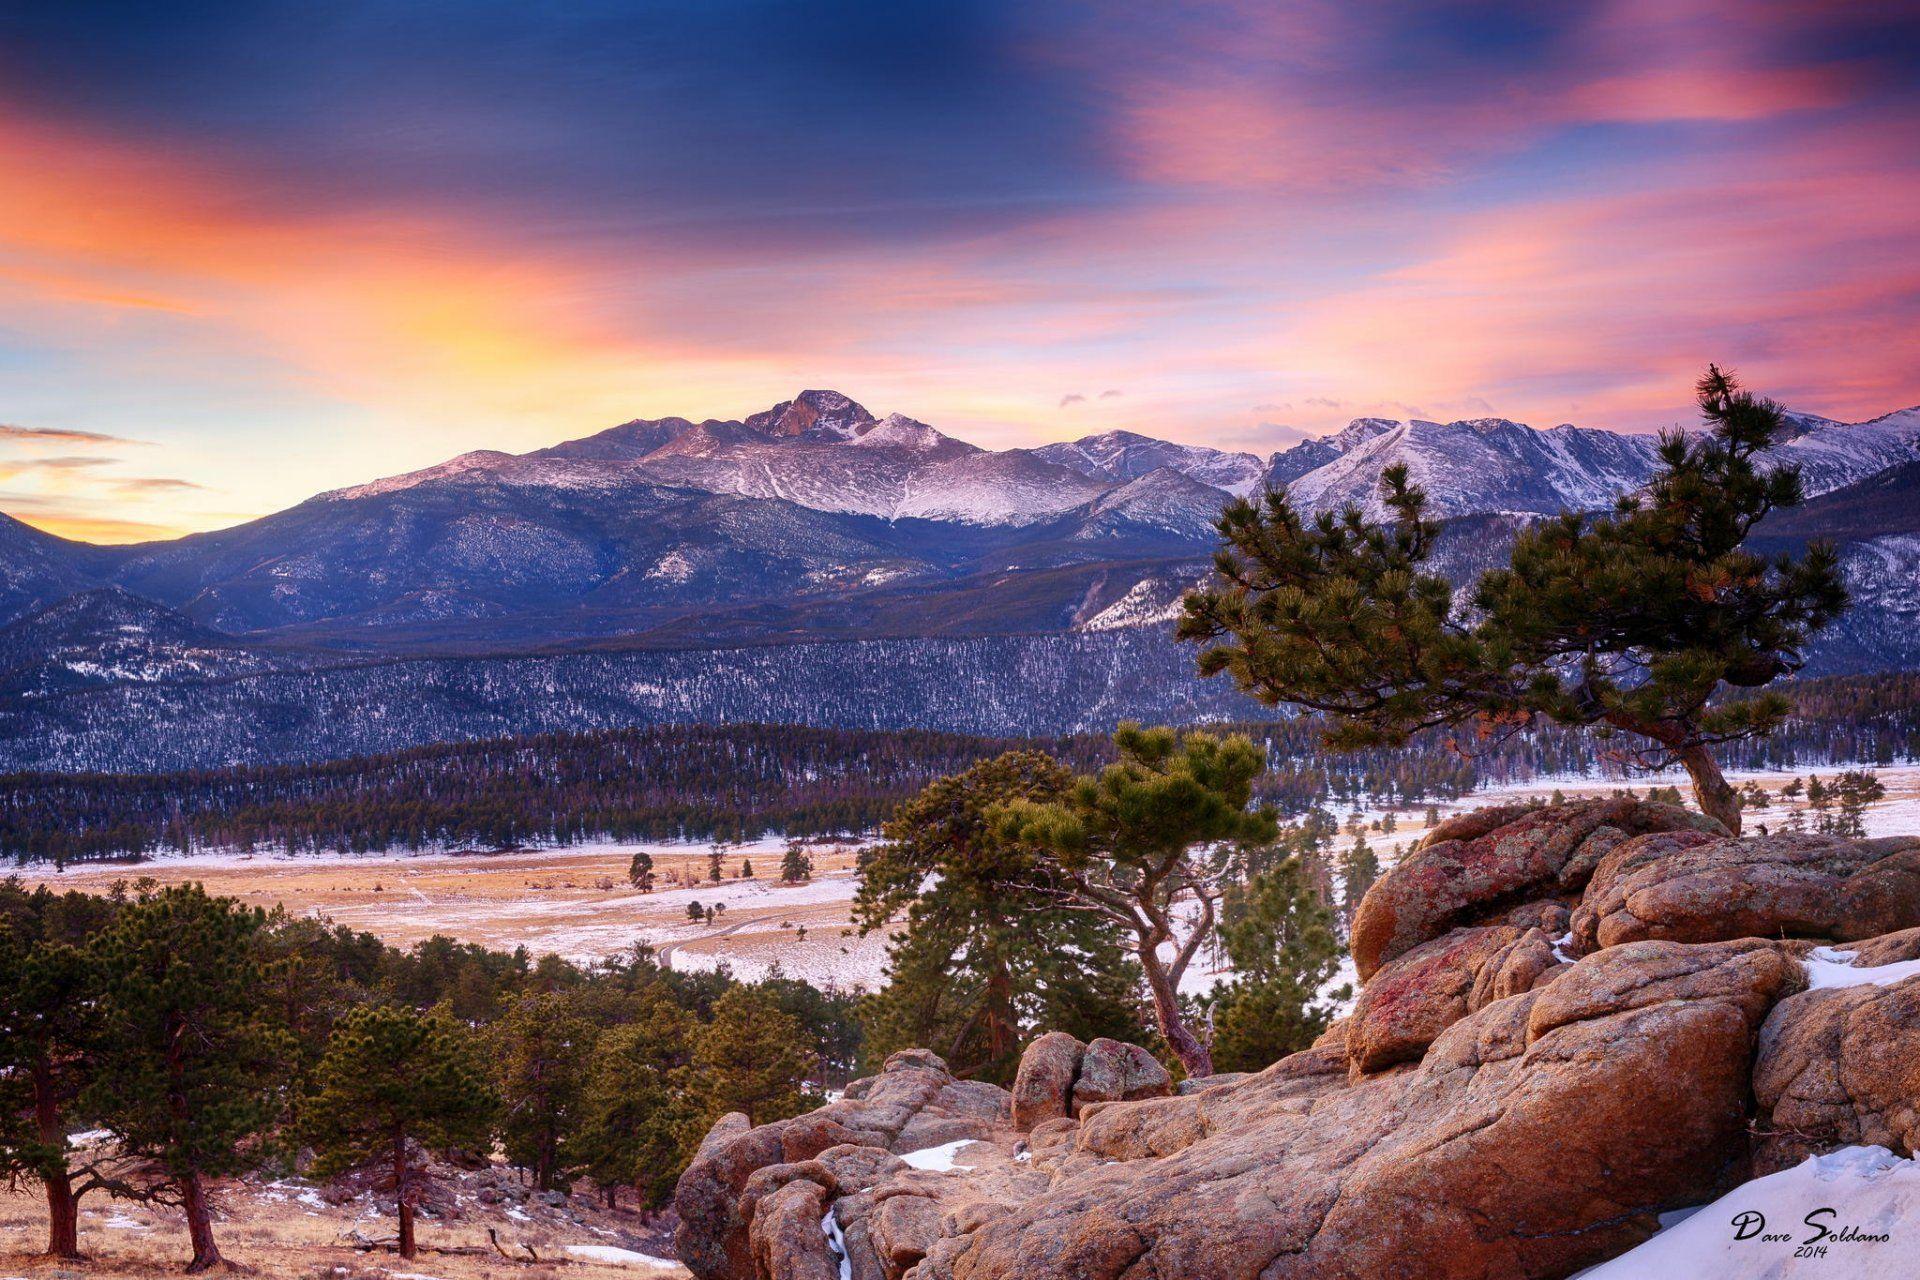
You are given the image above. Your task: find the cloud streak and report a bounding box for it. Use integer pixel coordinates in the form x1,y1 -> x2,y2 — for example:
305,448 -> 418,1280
0,422 -> 144,446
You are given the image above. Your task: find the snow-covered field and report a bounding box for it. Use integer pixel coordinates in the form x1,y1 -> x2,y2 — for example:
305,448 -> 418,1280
23,764 -> 1918,993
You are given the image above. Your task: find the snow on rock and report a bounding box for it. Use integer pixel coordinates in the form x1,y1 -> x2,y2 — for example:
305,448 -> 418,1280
898,1139 -> 979,1171
822,1207 -> 854,1280
1802,947 -> 1920,991
1576,1146 -> 1918,1279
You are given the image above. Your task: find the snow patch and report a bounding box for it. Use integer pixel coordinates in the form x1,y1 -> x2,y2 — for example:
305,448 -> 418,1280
563,1244 -> 680,1268
1803,947 -> 1920,991
822,1207 -> 854,1280
897,1139 -> 977,1171
1576,1146 -> 1917,1278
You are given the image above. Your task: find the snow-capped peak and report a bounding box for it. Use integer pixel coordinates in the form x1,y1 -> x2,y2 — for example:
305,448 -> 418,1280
848,413 -> 976,457
745,390 -> 876,440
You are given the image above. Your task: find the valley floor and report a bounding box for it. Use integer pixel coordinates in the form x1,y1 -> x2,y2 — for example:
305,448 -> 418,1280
18,766 -> 1919,991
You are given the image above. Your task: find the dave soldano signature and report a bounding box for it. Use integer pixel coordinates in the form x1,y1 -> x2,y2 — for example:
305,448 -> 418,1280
1730,1207 -> 1892,1260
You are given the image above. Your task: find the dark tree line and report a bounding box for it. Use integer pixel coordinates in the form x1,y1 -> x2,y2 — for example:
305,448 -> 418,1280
4,673 -> 1915,867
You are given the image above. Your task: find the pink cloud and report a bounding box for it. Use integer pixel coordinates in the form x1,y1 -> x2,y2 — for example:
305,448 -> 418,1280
1270,124 -> 1920,428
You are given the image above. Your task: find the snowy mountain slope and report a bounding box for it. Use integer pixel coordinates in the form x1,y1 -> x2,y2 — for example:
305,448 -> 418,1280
1282,417 -> 1664,518
1069,468 -> 1233,542
0,512 -> 105,623
1261,418 -> 1395,490
1772,407 -> 1920,497
1029,430 -> 1266,497
0,587 -> 300,699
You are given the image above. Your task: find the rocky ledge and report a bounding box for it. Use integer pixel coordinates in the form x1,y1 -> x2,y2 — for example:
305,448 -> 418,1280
675,799 -> 1920,1280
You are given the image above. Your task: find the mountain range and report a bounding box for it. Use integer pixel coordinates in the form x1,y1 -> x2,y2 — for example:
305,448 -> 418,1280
1,389 -> 1915,770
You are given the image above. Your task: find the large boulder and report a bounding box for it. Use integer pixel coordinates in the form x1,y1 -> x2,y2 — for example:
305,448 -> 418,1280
925,940 -> 1801,1280
1070,1037 -> 1173,1111
1752,948 -> 1920,1174
1349,799 -> 1722,979
1344,924 -> 1557,1074
675,1049 -> 1011,1279
1009,1032 -> 1083,1132
1571,832 -> 1920,953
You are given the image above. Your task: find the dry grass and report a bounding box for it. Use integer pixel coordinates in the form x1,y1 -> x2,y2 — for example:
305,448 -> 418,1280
18,842 -> 885,984
0,1166 -> 688,1279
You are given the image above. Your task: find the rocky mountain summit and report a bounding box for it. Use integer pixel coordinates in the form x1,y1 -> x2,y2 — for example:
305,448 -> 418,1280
676,800 -> 1920,1280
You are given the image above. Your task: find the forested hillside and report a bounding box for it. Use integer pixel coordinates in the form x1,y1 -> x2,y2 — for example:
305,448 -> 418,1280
6,673 -> 1913,865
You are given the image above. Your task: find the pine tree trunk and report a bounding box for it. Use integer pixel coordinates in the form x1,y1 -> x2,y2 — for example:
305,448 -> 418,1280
1141,950 -> 1211,1079
1678,743 -> 1742,835
394,1128 -> 416,1259
44,1177 -> 79,1259
32,1059 -> 81,1258
181,1171 -> 222,1273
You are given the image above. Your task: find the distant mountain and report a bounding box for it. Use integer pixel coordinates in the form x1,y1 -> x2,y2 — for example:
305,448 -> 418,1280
0,512 -> 104,624
1772,407 -> 1920,497
1029,430 -> 1266,496
0,587 -> 300,700
1261,418 -> 1395,489
2,388 -> 1917,771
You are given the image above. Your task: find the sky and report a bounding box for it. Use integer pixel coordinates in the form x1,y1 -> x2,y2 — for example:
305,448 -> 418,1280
1,1 -> 1916,542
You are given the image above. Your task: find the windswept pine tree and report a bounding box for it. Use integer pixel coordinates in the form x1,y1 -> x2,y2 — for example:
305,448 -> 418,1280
1181,367 -> 1848,832
302,1005 -> 495,1259
996,725 -> 1277,1078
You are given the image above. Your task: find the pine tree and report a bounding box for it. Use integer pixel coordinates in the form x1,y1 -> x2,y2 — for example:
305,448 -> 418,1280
628,851 -> 655,892
1181,367 -> 1847,834
1831,769 -> 1884,838
0,927 -> 102,1259
85,885 -> 287,1273
690,988 -> 812,1126
1208,857 -> 1342,1072
490,993 -> 593,1192
997,725 -> 1276,1078
780,841 -> 813,883
739,858 -> 754,879
303,1005 -> 495,1259
707,845 -> 724,883
854,751 -> 1145,1083
571,991 -> 695,1209
1340,834 -> 1380,925
1807,775 -> 1833,833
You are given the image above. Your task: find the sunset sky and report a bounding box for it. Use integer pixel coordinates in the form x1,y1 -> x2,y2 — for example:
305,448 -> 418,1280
2,1 -> 1917,542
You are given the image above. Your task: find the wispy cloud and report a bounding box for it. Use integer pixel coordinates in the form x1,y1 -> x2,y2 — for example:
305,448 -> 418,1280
114,476 -> 209,495
0,423 -> 145,447
1058,393 -> 1086,408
